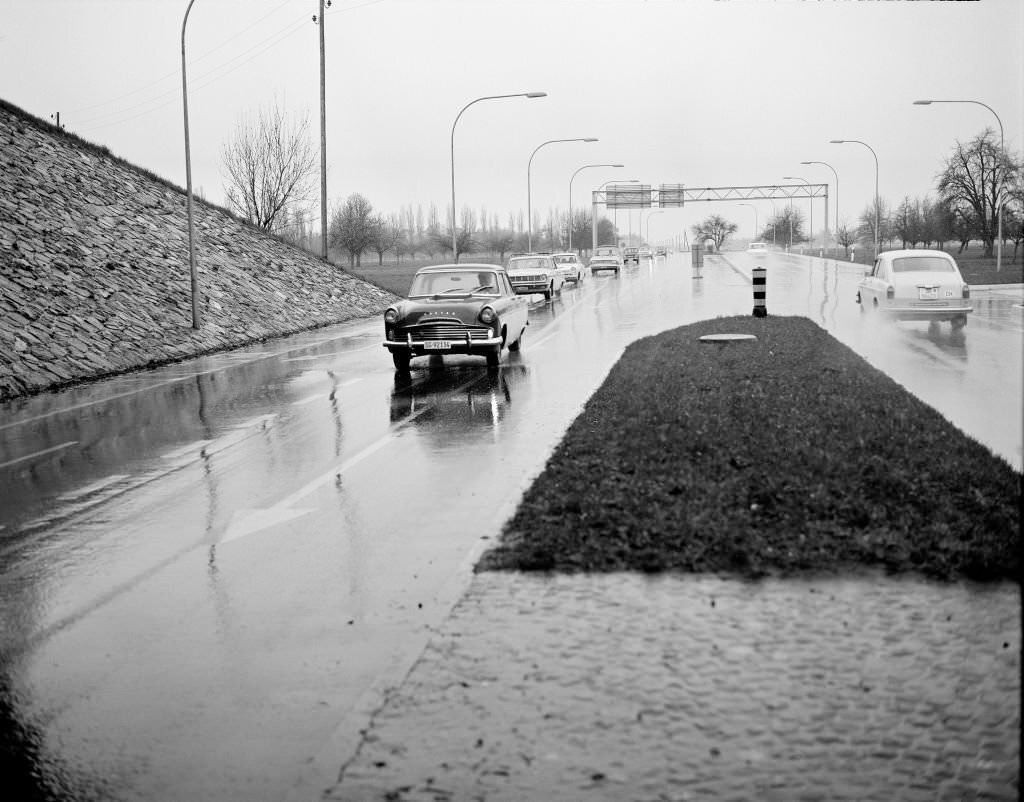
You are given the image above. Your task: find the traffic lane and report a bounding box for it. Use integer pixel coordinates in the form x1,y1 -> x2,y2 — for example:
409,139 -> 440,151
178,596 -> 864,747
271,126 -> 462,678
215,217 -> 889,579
1,259 -> 751,801
726,251 -> 1023,470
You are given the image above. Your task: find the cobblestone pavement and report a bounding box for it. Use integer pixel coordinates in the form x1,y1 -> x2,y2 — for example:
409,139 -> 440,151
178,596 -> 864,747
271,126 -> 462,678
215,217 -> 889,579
326,572 -> 1020,801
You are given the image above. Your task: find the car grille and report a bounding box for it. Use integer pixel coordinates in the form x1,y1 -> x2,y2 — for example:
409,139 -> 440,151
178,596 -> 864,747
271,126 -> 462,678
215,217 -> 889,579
403,322 -> 492,341
510,274 -> 545,283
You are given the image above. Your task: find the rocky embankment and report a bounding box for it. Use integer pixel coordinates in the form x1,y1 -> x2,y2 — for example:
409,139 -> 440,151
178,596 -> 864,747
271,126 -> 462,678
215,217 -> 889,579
0,100 -> 397,403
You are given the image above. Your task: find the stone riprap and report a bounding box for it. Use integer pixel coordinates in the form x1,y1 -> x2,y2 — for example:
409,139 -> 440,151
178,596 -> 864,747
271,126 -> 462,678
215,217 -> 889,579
0,100 -> 397,402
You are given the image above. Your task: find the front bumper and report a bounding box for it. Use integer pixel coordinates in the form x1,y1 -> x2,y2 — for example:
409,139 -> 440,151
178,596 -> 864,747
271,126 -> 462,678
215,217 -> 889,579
510,282 -> 549,294
384,332 -> 502,355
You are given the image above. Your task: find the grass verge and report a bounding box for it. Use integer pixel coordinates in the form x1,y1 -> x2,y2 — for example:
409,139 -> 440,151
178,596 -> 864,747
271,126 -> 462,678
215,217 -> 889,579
477,316 -> 1021,581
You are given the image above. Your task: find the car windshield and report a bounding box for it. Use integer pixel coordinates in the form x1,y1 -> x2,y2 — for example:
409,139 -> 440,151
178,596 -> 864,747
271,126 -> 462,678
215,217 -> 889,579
595,248 -> 616,256
891,256 -> 956,273
508,258 -> 548,270
409,270 -> 500,297
555,256 -> 575,264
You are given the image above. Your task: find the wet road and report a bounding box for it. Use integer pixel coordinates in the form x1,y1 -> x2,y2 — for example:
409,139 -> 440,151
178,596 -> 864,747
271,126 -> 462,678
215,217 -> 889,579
0,253 -> 1020,801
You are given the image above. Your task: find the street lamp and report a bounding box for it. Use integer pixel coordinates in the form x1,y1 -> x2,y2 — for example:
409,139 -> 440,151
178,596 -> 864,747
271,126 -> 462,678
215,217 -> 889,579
594,179 -> 638,248
645,210 -> 665,245
830,139 -> 879,259
568,163 -> 622,251
914,99 -> 1005,272
801,160 -> 839,255
450,91 -> 546,262
738,202 -> 758,239
527,138 -> 598,251
181,0 -> 200,329
782,176 -> 813,250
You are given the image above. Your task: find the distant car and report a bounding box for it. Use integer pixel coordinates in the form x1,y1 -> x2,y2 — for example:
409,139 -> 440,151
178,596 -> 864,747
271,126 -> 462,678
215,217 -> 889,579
383,264 -> 529,371
638,246 -> 654,261
505,254 -> 566,300
623,246 -> 640,265
655,246 -> 667,258
551,252 -> 586,284
589,245 -> 623,275
856,249 -> 971,327
747,242 -> 769,254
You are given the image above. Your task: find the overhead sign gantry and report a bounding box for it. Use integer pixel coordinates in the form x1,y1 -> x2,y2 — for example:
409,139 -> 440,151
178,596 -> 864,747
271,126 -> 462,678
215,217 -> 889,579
591,183 -> 829,249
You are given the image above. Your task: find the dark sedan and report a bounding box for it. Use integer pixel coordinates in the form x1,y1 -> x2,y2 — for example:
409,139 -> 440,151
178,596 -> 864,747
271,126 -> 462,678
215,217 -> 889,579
383,264 -> 530,371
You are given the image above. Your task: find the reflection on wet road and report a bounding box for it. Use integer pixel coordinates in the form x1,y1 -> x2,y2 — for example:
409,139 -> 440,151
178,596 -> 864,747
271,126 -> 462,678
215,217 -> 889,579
0,252 -> 1020,801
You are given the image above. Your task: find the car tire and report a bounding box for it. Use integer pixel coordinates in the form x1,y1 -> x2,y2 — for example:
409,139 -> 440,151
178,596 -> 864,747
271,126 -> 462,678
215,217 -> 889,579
543,287 -> 552,300
486,347 -> 500,367
508,328 -> 524,352
392,351 -> 411,372
951,315 -> 968,329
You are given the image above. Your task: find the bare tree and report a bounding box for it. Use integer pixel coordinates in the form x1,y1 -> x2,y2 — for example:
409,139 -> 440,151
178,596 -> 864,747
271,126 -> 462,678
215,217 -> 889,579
221,101 -> 317,232
329,193 -> 380,267
370,215 -> 403,265
937,128 -> 1019,259
691,215 -> 738,251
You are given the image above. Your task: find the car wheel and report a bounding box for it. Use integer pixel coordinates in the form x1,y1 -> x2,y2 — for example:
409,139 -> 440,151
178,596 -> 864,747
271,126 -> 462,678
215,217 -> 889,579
486,347 -> 500,367
392,351 -> 411,372
543,287 -> 552,300
951,315 -> 967,329
508,328 -> 524,352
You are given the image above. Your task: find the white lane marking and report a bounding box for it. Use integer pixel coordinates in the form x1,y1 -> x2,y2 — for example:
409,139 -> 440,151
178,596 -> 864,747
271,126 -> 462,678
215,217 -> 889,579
57,474 -> 129,502
0,441 -> 79,470
291,378 -> 363,407
220,373 -> 479,544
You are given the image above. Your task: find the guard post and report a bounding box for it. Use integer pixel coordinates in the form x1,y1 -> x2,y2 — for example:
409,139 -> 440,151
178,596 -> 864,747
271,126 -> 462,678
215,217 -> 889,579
752,266 -> 767,317
691,242 -> 703,279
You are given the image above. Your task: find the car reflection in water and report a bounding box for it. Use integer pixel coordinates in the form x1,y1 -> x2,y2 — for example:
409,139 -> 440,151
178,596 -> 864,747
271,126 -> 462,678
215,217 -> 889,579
389,358 -> 525,445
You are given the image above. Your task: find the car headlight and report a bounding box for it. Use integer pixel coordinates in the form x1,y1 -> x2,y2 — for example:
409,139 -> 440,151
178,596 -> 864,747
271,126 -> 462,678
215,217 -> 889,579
479,306 -> 496,325
384,308 -> 399,324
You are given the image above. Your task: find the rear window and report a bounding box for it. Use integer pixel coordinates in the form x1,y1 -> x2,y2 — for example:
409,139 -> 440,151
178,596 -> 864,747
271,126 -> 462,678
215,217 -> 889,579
891,256 -> 956,273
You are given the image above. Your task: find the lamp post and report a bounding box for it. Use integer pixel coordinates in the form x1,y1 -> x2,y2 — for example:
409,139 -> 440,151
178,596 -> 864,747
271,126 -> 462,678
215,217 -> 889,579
782,176 -> 813,251
738,202 -> 758,239
645,210 -> 665,246
831,139 -> 879,259
914,99 -> 1005,271
594,178 -> 638,249
528,138 -> 597,251
181,0 -> 200,329
801,160 -> 839,256
450,92 -> 546,262
568,163 -> 622,251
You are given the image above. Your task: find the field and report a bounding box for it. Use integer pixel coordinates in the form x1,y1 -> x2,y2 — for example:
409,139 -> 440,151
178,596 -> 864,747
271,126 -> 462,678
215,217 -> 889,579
340,245 -> 1023,298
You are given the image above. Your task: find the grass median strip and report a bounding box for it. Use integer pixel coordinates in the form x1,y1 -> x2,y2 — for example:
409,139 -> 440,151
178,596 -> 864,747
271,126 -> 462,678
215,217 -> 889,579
478,315 -> 1020,581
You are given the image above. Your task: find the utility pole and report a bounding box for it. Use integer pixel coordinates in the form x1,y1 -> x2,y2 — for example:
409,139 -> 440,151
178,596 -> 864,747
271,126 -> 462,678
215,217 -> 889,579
181,0 -> 200,330
314,1 -> 331,260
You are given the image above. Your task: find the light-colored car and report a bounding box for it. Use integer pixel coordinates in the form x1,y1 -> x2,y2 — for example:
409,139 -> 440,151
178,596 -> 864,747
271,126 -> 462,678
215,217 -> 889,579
638,246 -> 654,261
589,245 -> 623,275
747,241 -> 769,254
505,254 -> 566,300
856,249 -> 971,327
552,252 -> 585,284
383,264 -> 529,371
623,246 -> 640,265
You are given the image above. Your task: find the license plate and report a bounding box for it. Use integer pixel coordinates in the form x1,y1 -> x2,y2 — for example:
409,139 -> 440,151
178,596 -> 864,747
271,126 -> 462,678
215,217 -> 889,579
918,287 -> 938,300
424,341 -> 451,350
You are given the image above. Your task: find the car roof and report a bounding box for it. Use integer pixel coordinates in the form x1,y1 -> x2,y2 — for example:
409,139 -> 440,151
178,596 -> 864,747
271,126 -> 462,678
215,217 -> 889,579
414,263 -> 504,274
879,249 -> 955,260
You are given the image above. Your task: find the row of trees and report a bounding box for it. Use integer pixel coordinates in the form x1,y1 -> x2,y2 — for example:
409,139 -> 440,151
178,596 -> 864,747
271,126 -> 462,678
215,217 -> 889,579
220,103 -> 1022,264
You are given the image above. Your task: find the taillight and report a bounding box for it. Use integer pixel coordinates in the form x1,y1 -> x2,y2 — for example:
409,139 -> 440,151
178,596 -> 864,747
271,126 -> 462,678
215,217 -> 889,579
962,285 -> 970,299
886,286 -> 894,300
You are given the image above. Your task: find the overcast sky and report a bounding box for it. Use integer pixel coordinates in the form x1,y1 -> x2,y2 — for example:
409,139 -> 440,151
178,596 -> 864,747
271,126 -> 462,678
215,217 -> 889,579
2,0 -> 1021,241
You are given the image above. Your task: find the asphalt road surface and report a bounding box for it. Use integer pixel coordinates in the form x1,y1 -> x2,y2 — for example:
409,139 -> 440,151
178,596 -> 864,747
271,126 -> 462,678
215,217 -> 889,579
1,251 -> 1020,801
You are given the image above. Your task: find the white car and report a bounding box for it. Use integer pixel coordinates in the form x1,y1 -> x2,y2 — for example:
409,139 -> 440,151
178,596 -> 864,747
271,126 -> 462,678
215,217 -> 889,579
747,242 -> 769,254
589,245 -> 623,275
505,254 -> 566,300
856,249 -> 971,327
551,252 -> 585,284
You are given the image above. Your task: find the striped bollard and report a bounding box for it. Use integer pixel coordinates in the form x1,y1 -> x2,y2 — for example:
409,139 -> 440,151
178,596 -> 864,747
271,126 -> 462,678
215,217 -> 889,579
752,266 -> 767,317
